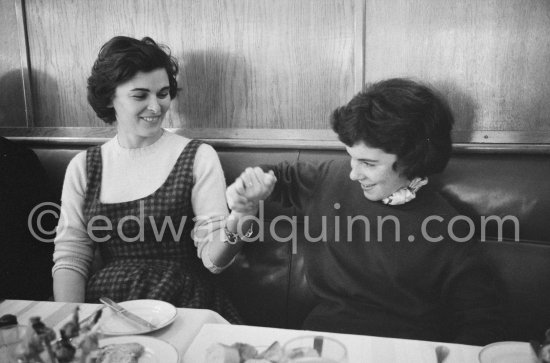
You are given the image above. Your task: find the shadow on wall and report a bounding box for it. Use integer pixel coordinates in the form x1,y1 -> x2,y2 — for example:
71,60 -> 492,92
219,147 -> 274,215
0,69 -> 61,127
420,81 -> 480,224
433,80 -> 478,140
177,51 -> 251,129
0,69 -> 27,127
31,69 -> 62,127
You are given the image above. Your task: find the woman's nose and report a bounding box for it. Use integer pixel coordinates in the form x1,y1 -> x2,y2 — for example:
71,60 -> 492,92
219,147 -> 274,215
349,165 -> 360,181
147,98 -> 161,113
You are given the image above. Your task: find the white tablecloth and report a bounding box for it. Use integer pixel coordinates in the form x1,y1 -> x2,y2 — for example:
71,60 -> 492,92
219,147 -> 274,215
182,323 -> 483,363
1,300 -> 485,363
0,299 -> 229,361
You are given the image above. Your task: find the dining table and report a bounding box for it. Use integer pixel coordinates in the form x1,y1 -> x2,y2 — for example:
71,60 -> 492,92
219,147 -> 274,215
0,299 -> 486,362
0,299 -> 228,362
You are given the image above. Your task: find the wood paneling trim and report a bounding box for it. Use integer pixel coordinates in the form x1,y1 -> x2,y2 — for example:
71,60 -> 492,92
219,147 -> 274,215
453,131 -> 550,144
355,0 -> 365,92
2,128 -> 550,153
452,143 -> 550,155
2,127 -> 549,143
0,0 -> 26,127
14,0 -> 33,126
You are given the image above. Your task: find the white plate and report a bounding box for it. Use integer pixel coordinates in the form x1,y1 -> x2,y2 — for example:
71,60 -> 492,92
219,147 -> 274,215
478,341 -> 538,363
99,336 -> 179,363
100,299 -> 178,335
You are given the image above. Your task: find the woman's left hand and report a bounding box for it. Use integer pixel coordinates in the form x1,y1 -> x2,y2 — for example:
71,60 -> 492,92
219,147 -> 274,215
226,167 -> 277,214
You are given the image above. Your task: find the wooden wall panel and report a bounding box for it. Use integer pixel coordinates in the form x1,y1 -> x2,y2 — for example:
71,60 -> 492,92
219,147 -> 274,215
24,0 -> 360,130
8,0 -> 550,147
364,0 -> 550,136
0,1 -> 26,127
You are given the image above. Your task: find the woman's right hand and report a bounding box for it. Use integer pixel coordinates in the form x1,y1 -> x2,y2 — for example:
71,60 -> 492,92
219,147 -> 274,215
226,167 -> 277,214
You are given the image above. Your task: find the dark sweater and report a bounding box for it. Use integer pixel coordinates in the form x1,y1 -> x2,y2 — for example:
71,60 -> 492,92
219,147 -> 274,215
268,159 -> 504,345
0,137 -> 54,300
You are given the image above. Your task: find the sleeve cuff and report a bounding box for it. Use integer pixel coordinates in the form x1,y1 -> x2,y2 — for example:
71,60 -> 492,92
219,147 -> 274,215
201,242 -> 237,274
52,264 -> 89,280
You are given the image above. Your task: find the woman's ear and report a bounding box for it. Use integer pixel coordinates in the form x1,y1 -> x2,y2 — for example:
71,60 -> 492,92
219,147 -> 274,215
392,161 -> 398,171
393,160 -> 405,175
393,160 -> 412,182
107,95 -> 115,108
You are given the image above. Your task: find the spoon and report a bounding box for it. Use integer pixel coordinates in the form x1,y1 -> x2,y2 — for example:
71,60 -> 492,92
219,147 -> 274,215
435,345 -> 450,363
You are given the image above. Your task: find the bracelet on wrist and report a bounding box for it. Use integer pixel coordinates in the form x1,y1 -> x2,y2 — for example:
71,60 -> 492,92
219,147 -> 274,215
224,224 -> 254,245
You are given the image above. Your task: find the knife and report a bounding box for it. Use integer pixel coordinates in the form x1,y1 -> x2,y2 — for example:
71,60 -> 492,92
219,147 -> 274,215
99,297 -> 157,330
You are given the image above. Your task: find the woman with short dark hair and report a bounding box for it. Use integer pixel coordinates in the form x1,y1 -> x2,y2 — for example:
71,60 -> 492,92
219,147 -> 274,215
227,78 -> 504,344
332,78 -> 453,180
87,36 -> 179,124
53,36 -> 247,323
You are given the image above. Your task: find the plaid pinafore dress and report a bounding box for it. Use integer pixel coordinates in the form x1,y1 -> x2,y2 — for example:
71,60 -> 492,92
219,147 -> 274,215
83,139 -> 242,324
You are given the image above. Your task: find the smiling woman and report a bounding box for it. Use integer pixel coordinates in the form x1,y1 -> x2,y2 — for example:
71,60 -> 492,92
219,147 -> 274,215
346,142 -> 409,202
109,68 -> 172,148
51,36 -> 248,324
226,78 -> 505,345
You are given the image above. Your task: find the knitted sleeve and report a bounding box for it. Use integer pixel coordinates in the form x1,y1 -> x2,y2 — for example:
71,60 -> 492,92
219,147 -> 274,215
441,242 -> 506,345
52,151 -> 95,279
265,160 -> 331,212
191,143 -> 234,273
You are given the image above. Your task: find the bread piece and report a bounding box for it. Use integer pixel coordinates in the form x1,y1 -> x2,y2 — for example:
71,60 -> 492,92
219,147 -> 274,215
232,342 -> 258,361
205,343 -> 240,363
257,341 -> 283,362
96,342 -> 144,363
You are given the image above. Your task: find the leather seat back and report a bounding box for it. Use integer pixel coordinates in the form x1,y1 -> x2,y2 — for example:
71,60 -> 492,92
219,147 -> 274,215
31,144 -> 550,339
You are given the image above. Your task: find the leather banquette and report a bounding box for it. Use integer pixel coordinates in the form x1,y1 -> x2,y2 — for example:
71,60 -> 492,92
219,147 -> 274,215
27,141 -> 550,343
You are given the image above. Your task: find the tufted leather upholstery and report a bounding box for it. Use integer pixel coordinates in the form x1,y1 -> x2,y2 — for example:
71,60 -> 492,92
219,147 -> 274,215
30,143 -> 550,342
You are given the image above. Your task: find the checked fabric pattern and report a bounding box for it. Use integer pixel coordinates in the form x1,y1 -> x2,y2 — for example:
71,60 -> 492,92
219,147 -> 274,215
83,139 -> 242,324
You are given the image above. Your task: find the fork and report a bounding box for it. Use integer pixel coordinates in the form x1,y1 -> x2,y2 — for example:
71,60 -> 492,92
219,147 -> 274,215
78,305 -> 104,325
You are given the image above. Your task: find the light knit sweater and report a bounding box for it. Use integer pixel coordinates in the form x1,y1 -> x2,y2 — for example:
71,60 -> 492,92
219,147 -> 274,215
52,130 -> 232,279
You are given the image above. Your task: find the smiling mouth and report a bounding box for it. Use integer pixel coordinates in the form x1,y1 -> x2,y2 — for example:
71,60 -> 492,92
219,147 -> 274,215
361,183 -> 376,190
141,116 -> 161,123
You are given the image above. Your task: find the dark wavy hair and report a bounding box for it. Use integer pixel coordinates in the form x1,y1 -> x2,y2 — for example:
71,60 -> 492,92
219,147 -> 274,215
331,78 -> 454,179
87,36 -> 179,124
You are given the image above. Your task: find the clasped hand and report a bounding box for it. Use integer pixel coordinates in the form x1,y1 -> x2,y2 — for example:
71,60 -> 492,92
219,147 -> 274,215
226,167 -> 277,214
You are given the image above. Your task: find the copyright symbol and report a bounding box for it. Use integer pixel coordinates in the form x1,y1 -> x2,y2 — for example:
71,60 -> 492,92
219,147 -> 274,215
27,202 -> 62,243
